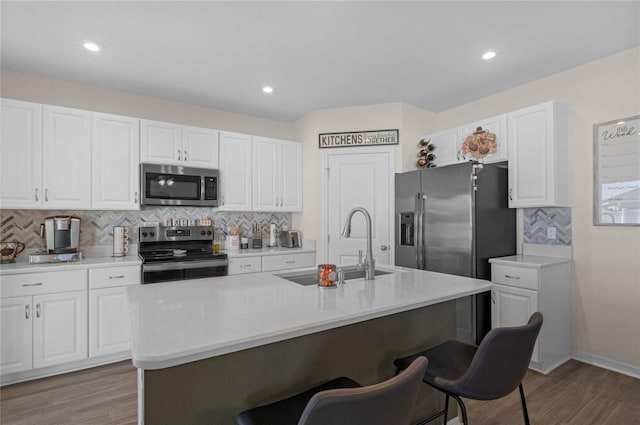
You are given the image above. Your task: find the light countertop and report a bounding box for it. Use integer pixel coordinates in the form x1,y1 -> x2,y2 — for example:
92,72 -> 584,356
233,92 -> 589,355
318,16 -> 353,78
0,250 -> 141,275
223,241 -> 316,257
127,265 -> 493,370
489,255 -> 572,269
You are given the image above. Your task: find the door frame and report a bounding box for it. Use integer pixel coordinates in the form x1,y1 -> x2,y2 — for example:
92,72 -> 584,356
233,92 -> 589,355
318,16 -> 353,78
321,146 -> 396,264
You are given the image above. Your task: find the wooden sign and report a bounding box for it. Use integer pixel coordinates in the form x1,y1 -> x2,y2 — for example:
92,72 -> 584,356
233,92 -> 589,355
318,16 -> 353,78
319,129 -> 399,148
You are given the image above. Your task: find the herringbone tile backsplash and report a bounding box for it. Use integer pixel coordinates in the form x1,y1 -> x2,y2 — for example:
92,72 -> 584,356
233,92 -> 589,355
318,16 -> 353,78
523,207 -> 572,246
0,208 -> 291,248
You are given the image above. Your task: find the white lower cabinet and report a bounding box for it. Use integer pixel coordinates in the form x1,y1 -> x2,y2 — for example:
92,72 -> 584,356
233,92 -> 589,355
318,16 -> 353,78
489,256 -> 571,374
89,266 -> 140,357
0,269 -> 88,376
33,291 -> 88,369
0,296 -> 33,374
228,251 -> 316,275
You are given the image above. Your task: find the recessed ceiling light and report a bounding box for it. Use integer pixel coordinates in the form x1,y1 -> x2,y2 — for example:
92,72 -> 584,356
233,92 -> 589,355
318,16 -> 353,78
482,51 -> 496,60
262,86 -> 274,94
83,41 -> 101,52
617,121 -> 625,125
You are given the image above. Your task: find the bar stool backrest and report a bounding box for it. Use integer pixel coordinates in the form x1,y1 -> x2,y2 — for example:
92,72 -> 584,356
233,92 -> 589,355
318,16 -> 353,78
297,356 -> 428,425
442,312 -> 543,401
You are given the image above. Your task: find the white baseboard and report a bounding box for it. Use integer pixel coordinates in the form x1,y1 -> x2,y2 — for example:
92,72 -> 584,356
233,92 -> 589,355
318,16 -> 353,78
572,350 -> 640,379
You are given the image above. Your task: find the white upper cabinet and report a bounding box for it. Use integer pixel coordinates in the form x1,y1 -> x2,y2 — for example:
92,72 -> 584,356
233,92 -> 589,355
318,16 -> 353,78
41,105 -> 92,209
252,137 -> 302,212
140,119 -> 219,169
429,128 -> 463,167
140,120 -> 182,166
92,113 -> 140,210
507,101 -> 569,208
0,99 -> 42,209
458,113 -> 508,163
218,131 -> 252,211
182,125 -> 219,169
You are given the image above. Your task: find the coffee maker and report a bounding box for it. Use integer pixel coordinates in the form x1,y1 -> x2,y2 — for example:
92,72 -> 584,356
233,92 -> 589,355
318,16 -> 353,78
44,216 -> 81,253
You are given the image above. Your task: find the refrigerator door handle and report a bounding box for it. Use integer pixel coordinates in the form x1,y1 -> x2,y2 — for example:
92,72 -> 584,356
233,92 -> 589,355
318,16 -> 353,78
415,193 -> 425,270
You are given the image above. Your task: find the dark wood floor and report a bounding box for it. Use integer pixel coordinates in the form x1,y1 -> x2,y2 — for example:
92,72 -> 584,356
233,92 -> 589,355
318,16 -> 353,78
1,359 -> 638,425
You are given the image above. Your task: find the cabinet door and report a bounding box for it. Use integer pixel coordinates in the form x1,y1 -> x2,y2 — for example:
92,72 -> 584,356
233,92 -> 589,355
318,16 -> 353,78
182,126 -> 219,169
219,131 -> 252,211
459,113 -> 508,163
42,105 -> 92,209
140,119 -> 182,166
92,113 -> 140,210
252,137 -> 279,211
33,291 -> 88,368
89,287 -> 131,357
491,284 -> 539,362
0,99 -> 42,209
428,128 -> 463,167
280,141 -> 302,211
507,101 -> 568,208
0,296 -> 33,374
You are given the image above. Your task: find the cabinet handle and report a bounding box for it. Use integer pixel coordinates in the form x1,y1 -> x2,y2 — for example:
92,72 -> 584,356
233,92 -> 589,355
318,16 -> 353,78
22,282 -> 43,287
177,150 -> 181,161
184,150 -> 188,161
509,188 -> 513,201
108,275 -> 125,279
35,188 -> 39,202
134,192 -> 138,203
491,291 -> 495,304
285,260 -> 295,264
36,303 -> 41,318
44,188 -> 49,202
25,305 -> 30,319
274,197 -> 279,207
240,264 -> 252,268
280,197 -> 284,207
221,196 -> 224,206
504,274 -> 520,280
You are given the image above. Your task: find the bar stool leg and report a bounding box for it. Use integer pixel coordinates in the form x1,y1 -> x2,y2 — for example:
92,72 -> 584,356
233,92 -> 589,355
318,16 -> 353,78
519,383 -> 531,425
443,393 -> 449,424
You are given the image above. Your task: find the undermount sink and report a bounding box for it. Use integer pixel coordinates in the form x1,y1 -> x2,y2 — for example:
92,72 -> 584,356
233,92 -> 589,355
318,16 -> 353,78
275,266 -> 393,286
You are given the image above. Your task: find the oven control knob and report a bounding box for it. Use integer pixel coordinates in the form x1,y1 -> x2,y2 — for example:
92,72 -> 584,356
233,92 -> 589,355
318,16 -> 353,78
201,231 -> 206,236
207,230 -> 212,236
150,231 -> 155,237
142,232 -> 148,238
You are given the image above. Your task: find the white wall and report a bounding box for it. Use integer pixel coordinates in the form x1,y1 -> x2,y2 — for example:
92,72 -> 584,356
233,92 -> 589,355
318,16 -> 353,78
0,70 -> 293,139
291,102 -> 434,261
432,48 -> 640,370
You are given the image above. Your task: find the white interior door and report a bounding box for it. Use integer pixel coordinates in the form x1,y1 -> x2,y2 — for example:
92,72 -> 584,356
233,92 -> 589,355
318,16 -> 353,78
325,149 -> 393,266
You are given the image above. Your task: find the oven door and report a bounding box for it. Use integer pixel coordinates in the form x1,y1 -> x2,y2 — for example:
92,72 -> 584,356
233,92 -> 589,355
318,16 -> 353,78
141,164 -> 218,207
142,259 -> 228,284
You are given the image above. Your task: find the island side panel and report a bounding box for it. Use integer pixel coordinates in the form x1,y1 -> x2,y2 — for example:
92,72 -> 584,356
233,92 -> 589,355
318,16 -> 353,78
142,301 -> 457,425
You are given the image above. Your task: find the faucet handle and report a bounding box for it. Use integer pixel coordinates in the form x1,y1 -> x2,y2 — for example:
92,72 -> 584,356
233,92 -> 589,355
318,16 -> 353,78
358,250 -> 363,264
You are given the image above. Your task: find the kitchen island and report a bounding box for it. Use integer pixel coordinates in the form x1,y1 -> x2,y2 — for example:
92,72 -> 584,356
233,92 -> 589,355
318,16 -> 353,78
127,265 -> 492,424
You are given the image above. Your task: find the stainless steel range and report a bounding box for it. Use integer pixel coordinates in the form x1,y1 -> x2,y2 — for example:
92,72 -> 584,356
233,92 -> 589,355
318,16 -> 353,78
138,226 -> 228,284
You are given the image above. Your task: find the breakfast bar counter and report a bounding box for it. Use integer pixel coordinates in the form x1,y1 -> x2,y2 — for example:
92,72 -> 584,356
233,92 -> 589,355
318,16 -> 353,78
127,265 -> 492,424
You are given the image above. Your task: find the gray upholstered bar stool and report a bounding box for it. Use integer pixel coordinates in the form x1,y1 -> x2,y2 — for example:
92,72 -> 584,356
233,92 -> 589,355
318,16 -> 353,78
394,312 -> 543,425
237,356 -> 428,425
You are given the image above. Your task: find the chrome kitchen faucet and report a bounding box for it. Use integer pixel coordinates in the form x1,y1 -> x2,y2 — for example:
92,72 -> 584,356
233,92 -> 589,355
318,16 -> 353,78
341,207 -> 376,280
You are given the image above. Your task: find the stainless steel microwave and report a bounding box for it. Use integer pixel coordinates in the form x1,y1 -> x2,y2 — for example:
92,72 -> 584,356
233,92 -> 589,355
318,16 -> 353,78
141,164 -> 219,207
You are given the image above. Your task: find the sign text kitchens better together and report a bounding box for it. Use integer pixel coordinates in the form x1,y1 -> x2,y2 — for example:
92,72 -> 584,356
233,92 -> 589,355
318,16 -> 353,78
319,129 -> 399,148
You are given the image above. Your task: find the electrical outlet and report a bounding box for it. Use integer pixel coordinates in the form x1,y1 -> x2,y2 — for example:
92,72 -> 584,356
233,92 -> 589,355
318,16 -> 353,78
547,226 -> 557,240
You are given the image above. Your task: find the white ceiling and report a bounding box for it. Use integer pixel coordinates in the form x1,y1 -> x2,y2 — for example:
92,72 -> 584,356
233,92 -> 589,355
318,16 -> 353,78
2,1 -> 639,123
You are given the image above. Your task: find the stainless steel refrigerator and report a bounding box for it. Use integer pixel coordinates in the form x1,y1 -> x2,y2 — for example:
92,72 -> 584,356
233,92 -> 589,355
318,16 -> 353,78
395,161 -> 516,345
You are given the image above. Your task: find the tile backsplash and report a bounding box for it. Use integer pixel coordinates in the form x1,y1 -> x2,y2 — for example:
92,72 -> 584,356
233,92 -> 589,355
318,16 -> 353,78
523,207 -> 572,246
0,208 -> 291,248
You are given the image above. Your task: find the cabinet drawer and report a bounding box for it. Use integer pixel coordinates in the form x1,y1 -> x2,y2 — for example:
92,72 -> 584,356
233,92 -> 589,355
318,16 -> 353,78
1,269 -> 87,298
228,256 -> 262,275
89,266 -> 141,289
262,252 -> 315,272
491,264 -> 538,291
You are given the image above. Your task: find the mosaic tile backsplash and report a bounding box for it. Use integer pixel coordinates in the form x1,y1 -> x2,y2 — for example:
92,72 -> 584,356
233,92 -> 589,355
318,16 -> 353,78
0,208 -> 291,248
523,207 -> 572,246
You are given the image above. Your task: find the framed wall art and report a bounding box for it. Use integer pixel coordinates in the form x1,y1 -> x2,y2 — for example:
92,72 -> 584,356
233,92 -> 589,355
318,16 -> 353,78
593,115 -> 640,226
